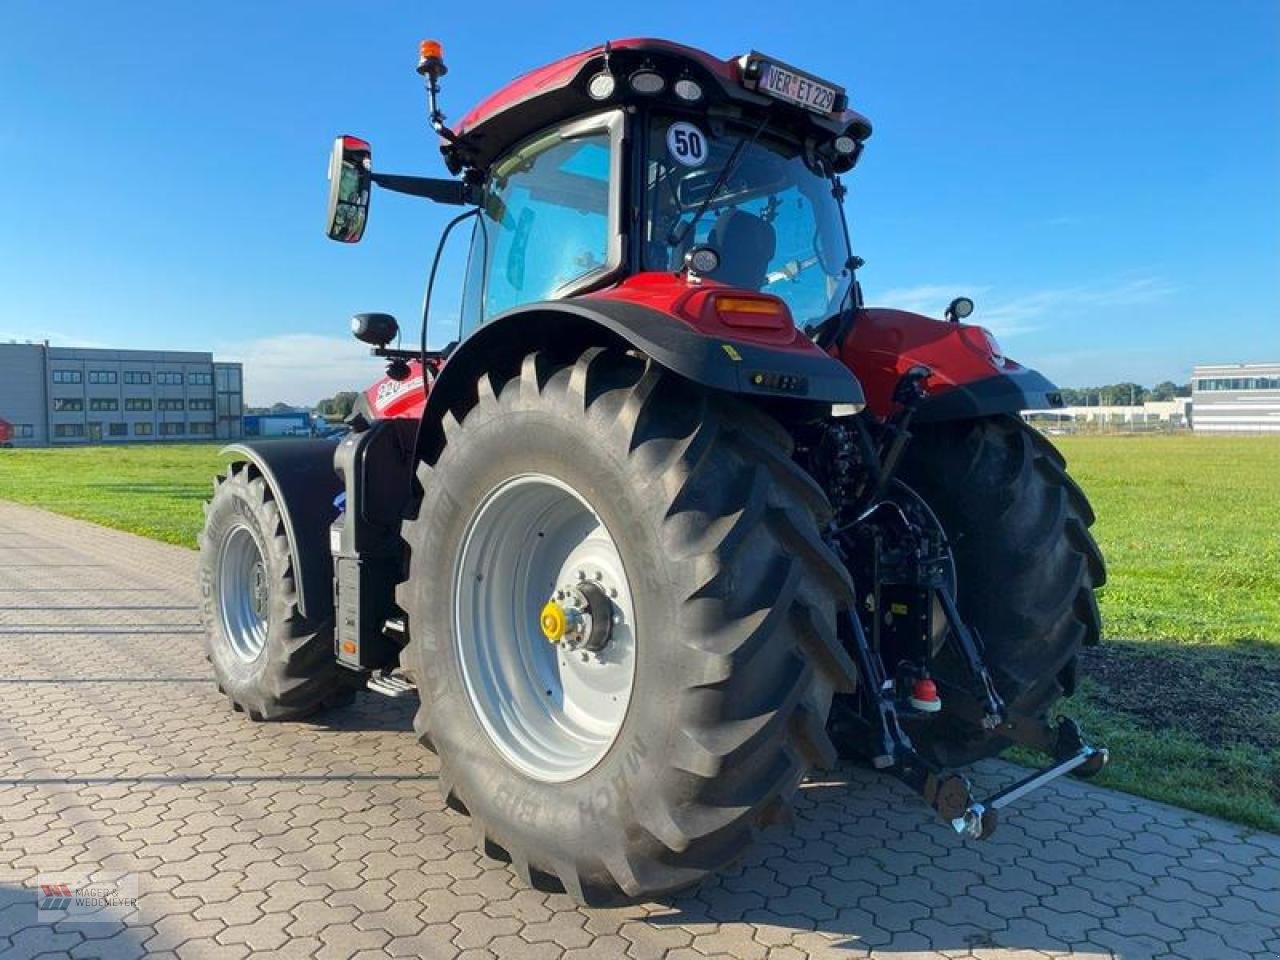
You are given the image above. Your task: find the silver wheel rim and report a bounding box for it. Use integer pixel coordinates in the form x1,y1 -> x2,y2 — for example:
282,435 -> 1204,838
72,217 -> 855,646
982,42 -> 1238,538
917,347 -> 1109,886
453,473 -> 637,782
218,525 -> 269,662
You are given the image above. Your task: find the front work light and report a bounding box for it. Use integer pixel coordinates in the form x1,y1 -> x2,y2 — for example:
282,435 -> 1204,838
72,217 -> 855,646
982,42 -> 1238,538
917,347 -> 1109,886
684,245 -> 720,275
945,296 -> 975,323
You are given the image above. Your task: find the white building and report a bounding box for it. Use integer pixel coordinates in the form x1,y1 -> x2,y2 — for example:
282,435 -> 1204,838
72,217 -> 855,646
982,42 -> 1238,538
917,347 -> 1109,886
1191,363 -> 1280,433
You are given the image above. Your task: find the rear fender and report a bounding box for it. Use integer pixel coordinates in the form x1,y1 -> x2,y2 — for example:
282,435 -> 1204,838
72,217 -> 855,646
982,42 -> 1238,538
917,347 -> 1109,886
220,440 -> 341,620
837,308 -> 1064,422
416,295 -> 864,464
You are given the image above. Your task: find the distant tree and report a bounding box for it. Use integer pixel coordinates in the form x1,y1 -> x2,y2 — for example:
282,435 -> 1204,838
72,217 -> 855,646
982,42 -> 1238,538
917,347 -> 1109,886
270,401 -> 296,414
1058,381 -> 1192,406
1059,387 -> 1087,406
1096,382 -> 1147,406
316,391 -> 359,419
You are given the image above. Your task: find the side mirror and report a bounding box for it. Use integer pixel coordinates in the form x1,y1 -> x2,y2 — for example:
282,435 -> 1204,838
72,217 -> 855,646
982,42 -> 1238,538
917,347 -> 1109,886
351,312 -> 398,347
326,136 -> 372,242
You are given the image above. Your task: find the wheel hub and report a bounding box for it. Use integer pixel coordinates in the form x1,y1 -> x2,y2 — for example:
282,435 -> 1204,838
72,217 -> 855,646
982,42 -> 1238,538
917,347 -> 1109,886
540,579 -> 614,652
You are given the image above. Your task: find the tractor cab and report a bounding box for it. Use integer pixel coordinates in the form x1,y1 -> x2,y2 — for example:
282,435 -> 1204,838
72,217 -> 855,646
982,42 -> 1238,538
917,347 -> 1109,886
328,40 -> 872,350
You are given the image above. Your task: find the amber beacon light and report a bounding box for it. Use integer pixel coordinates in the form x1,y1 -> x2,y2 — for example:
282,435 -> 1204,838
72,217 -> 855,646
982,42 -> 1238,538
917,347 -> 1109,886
417,39 -> 447,77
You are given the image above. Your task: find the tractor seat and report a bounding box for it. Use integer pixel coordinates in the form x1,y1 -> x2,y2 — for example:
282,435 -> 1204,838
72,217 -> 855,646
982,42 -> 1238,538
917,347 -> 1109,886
708,210 -> 776,291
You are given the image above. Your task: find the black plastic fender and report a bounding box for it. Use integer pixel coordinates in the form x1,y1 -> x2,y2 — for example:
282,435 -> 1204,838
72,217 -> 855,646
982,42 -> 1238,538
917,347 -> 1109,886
913,367 -> 1066,423
220,440 -> 341,620
418,299 -> 865,463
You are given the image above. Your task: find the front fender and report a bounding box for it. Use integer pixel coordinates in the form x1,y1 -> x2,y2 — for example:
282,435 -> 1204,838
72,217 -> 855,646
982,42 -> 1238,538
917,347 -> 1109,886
837,308 -> 1064,422
220,440 -> 341,620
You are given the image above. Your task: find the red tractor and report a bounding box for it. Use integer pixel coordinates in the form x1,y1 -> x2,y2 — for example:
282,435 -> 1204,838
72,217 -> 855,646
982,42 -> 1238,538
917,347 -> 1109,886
199,39 -> 1106,904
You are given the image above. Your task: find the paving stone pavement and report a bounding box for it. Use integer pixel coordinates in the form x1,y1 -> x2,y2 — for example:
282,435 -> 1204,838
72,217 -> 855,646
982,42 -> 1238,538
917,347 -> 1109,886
0,499 -> 1276,960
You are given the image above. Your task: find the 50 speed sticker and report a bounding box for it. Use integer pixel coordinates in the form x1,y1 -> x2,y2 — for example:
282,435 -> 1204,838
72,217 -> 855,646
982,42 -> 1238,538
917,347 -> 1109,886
666,122 -> 707,168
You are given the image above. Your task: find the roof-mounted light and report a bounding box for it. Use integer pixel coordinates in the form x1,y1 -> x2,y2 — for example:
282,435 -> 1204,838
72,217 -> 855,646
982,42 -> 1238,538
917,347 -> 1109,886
673,78 -> 703,102
587,72 -> 616,100
629,70 -> 665,95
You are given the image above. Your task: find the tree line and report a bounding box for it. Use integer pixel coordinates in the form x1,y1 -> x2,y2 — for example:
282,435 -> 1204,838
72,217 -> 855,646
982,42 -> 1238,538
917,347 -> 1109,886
1058,381 -> 1190,407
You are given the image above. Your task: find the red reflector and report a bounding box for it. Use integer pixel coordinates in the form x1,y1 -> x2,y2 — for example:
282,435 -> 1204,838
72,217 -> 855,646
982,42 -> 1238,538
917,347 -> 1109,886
910,677 -> 941,713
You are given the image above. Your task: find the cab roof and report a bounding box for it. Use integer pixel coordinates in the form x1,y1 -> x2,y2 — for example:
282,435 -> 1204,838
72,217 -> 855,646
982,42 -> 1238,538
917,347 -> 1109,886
445,38 -> 872,173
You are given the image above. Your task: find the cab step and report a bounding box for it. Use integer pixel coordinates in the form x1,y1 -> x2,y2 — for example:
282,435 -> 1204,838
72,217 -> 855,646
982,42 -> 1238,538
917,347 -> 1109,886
366,671 -> 416,698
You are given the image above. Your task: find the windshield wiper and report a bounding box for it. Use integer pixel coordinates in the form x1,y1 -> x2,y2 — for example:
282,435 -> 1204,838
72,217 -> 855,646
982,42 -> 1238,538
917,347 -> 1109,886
812,175 -> 864,348
666,113 -> 772,249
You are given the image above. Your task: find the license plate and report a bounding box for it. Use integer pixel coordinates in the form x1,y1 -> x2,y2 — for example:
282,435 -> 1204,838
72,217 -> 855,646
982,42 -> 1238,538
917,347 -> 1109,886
756,60 -> 841,115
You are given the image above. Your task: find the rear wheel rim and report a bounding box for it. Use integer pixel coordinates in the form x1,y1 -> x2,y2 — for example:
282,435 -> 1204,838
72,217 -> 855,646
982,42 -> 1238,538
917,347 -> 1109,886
218,525 -> 269,662
453,473 -> 637,782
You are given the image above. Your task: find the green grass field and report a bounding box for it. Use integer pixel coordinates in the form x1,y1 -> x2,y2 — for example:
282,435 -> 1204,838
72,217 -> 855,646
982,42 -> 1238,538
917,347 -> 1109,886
1,434 -> 1277,830
0,443 -> 227,545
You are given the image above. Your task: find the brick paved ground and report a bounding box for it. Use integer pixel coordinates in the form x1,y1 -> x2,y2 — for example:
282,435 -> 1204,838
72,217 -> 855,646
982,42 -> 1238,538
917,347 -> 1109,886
0,500 -> 1276,960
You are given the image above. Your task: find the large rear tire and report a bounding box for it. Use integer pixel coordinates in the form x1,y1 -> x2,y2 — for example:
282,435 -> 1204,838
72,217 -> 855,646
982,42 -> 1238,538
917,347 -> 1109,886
198,462 -> 353,720
398,348 -> 858,904
898,415 -> 1105,766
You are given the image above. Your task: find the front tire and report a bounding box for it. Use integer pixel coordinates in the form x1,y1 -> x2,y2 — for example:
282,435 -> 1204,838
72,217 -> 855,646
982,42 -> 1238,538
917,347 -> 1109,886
398,348 -> 858,904
898,415 -> 1105,766
198,462 -> 352,720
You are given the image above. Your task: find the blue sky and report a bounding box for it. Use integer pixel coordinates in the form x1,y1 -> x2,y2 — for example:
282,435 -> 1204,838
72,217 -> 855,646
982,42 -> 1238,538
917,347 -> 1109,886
3,2 -> 1277,404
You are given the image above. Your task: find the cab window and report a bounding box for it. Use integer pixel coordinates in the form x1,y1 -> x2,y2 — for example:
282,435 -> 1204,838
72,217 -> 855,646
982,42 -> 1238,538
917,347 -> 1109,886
462,113 -> 620,333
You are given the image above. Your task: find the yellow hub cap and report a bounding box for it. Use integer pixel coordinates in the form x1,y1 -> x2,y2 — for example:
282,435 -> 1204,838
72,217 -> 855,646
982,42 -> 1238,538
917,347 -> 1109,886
539,600 -> 567,643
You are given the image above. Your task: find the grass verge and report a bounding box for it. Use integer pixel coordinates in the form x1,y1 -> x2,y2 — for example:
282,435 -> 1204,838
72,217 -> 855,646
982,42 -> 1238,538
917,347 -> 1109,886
0,443 -> 226,545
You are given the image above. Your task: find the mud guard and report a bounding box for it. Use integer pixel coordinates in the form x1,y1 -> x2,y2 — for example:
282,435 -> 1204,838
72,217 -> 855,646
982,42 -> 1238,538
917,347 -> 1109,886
914,367 -> 1064,423
418,299 -> 864,462
220,440 -> 341,620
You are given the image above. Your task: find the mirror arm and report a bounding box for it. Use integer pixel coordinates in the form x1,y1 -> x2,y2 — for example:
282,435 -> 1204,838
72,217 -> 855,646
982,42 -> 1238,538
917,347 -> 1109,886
369,172 -> 475,205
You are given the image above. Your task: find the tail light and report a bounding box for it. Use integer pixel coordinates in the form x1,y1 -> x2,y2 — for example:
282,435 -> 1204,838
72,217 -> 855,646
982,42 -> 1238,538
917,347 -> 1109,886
712,294 -> 792,330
